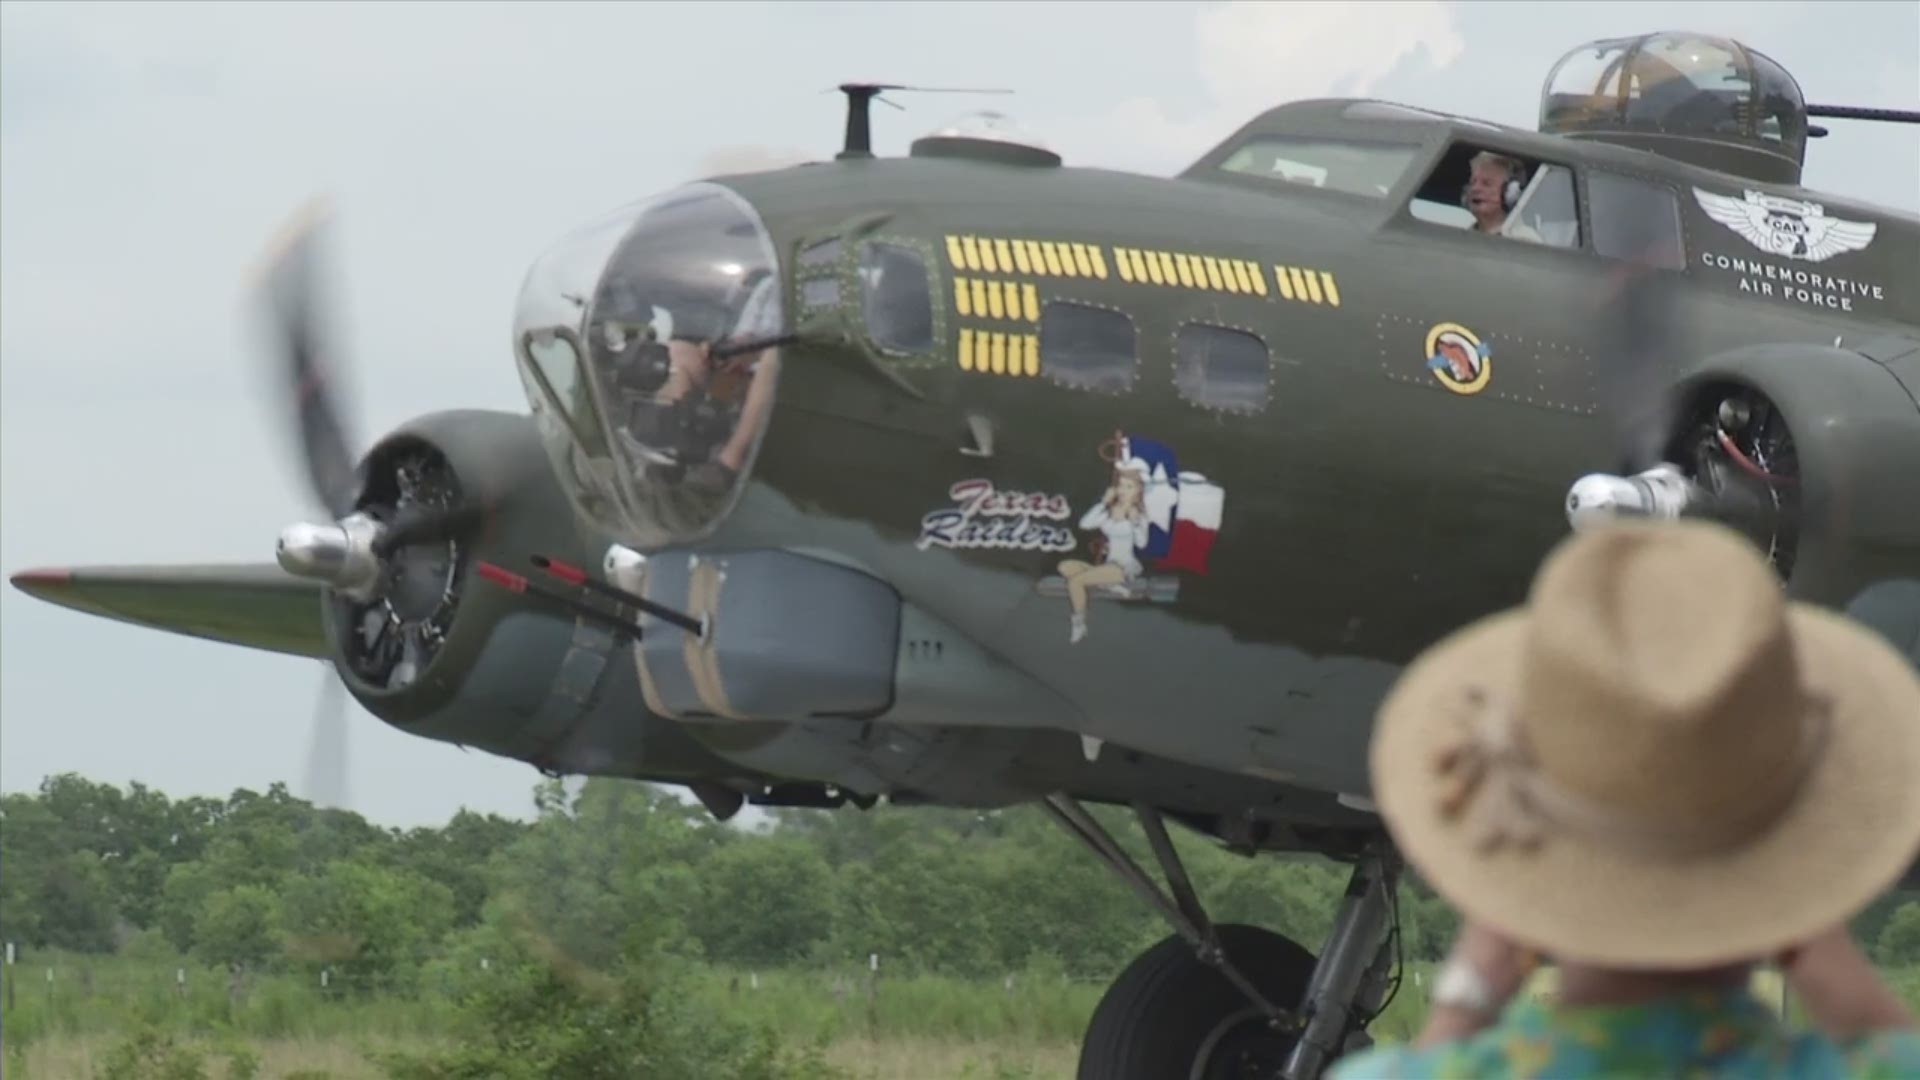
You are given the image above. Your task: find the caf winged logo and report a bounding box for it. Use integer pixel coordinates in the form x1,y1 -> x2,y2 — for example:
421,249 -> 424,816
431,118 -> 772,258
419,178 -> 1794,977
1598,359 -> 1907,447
1692,187 -> 1878,264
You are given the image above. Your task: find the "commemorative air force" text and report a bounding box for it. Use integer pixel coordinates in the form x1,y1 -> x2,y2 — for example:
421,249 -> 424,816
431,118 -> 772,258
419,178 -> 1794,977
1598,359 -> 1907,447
1700,251 -> 1886,312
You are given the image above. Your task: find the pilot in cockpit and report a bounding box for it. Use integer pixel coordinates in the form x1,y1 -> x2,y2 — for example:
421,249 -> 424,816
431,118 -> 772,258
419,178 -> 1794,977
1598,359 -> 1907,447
1464,152 -> 1544,244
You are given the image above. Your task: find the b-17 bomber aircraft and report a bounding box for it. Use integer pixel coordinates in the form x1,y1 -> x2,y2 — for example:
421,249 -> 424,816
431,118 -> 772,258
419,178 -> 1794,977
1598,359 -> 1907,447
13,31 -> 1920,1079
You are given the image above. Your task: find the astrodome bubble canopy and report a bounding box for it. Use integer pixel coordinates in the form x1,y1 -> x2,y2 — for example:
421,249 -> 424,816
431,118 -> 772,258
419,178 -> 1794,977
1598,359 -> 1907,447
1539,32 -> 1809,183
1541,32 -> 1800,138
510,182 -> 784,549
911,109 -> 1062,167
929,109 -> 1050,148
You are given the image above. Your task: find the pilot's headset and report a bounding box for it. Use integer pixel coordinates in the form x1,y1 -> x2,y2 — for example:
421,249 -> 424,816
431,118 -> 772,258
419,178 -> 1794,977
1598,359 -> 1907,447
1461,155 -> 1526,213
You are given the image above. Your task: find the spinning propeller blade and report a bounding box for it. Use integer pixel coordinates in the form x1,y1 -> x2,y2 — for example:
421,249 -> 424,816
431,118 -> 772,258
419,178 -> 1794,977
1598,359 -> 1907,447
255,201 -> 492,589
302,662 -> 350,811
254,198 -> 364,520
1591,258 -> 1684,474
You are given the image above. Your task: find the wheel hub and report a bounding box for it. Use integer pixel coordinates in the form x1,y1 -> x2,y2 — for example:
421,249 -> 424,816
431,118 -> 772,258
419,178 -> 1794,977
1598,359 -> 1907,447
1192,1007 -> 1297,1080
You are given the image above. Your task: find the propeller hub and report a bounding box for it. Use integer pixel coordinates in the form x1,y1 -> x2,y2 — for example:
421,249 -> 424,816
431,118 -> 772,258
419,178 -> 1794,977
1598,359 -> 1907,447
276,512 -> 385,601
1566,463 -> 1701,531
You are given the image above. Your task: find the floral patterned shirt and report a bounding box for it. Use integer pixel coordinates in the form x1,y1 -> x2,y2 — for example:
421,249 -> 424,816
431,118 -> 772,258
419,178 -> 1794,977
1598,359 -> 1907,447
1330,987 -> 1920,1079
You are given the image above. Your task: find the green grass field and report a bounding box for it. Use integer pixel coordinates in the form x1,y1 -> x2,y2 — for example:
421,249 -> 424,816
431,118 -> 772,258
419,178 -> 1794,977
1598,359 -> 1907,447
6,951 -> 1919,1079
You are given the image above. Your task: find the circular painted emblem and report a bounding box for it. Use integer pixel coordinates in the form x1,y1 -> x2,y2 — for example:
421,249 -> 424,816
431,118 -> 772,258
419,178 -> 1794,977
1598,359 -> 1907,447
1424,323 -> 1491,395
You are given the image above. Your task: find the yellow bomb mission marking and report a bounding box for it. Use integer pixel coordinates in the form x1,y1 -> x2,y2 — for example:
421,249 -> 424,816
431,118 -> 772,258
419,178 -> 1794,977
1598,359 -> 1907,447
943,234 -> 1341,307
959,329 -> 1040,377
955,278 -> 1041,323
1274,265 -> 1342,307
1114,248 -> 1268,297
1111,249 -> 1343,308
945,235 -> 1109,279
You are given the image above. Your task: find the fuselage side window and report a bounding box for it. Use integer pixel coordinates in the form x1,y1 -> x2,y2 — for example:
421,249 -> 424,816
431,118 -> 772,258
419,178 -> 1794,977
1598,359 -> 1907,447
1588,171 -> 1687,270
858,241 -> 936,355
801,277 -> 842,312
1174,324 -> 1270,415
797,236 -> 846,315
1040,302 -> 1136,394
800,237 -> 843,268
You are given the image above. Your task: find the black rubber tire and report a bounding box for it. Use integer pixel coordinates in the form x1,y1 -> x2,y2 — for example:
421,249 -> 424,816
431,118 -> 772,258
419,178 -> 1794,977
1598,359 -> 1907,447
1076,923 -> 1318,1080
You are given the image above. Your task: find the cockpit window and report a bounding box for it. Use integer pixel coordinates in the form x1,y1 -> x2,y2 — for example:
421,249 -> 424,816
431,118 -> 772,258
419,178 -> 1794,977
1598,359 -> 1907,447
1588,171 -> 1686,270
1509,165 -> 1582,248
859,241 -> 935,355
1408,143 -> 1581,250
1218,136 -> 1421,200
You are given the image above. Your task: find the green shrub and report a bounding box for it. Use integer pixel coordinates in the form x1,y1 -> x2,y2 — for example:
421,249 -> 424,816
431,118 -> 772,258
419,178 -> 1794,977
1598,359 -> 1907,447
98,1026 -> 208,1080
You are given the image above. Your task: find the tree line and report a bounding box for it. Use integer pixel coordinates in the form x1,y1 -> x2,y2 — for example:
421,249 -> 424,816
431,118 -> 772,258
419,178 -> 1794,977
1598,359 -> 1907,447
5,771 -> 1918,990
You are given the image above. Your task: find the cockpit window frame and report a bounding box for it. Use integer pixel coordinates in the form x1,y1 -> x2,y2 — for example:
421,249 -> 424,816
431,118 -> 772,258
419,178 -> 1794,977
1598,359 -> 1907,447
570,180 -> 786,550
1583,167 -> 1691,272
1394,135 -> 1592,257
518,325 -> 618,460
1209,132 -> 1429,205
508,179 -> 789,552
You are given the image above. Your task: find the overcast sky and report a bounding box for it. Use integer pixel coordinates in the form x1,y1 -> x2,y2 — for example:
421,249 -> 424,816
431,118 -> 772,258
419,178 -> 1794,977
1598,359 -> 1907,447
4,1 -> 1915,829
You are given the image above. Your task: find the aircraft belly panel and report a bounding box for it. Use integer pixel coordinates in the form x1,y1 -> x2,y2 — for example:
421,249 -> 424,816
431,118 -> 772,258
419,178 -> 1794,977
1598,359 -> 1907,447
885,602 -> 1088,730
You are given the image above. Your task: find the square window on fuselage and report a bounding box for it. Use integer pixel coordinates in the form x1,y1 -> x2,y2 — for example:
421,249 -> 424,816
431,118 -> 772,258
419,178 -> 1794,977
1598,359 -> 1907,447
1039,302 -> 1137,394
1174,324 -> 1270,415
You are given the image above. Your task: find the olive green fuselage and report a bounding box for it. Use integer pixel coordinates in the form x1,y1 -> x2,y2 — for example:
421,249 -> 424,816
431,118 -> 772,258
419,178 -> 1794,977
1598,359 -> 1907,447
700,117 -> 1920,798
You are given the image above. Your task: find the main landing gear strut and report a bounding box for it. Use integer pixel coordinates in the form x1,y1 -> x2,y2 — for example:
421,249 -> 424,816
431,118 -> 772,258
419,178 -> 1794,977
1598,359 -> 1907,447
1042,795 -> 1402,1080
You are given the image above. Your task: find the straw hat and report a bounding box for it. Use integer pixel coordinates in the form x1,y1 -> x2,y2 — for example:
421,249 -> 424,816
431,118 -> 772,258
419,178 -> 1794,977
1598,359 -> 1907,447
1370,520 -> 1920,969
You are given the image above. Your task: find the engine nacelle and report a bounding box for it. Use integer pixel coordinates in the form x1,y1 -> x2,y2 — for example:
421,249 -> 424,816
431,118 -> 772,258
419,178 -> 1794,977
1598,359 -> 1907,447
319,409 -> 761,786
1663,342 -> 1920,607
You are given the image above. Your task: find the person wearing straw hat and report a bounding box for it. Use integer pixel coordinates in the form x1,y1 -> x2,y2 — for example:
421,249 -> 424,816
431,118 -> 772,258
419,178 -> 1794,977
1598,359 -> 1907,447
1332,520 -> 1920,1078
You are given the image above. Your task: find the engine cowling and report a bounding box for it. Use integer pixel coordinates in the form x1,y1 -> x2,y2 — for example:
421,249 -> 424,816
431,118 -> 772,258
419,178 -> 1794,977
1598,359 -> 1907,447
320,409 -> 759,786
1661,343 -> 1920,609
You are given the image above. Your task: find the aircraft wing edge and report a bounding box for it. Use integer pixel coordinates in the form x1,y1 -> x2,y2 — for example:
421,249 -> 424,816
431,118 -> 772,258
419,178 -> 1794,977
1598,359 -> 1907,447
10,562 -> 330,660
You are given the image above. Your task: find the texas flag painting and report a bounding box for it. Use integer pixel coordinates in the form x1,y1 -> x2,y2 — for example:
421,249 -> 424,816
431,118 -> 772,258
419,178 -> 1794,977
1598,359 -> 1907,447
1161,471 -> 1225,575
1117,432 -> 1181,561
1115,432 -> 1225,577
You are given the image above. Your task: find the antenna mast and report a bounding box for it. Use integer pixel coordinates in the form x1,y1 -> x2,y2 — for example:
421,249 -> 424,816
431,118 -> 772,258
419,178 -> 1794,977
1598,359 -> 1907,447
837,84 -> 887,160
833,82 -> 1013,161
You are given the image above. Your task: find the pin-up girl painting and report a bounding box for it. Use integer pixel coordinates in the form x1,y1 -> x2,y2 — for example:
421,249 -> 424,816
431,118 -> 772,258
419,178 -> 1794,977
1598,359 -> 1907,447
1055,440 -> 1151,644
